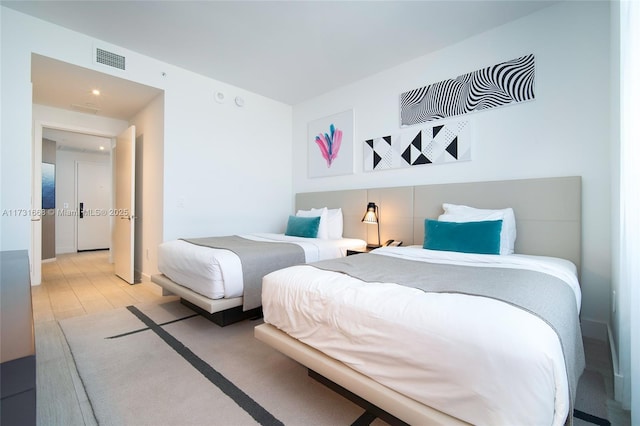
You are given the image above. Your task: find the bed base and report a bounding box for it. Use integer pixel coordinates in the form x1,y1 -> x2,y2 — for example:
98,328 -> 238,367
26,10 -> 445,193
254,323 -> 469,426
151,273 -> 257,327
180,299 -> 262,327
307,369 -> 408,426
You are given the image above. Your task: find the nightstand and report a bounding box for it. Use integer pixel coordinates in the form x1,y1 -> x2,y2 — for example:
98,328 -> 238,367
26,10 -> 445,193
346,245 -> 379,256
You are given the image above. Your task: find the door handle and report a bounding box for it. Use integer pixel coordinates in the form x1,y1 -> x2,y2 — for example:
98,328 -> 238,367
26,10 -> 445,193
79,202 -> 84,219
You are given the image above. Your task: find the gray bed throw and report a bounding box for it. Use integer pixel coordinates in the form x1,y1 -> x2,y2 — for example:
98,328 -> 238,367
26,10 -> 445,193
310,253 -> 585,425
182,236 -> 305,311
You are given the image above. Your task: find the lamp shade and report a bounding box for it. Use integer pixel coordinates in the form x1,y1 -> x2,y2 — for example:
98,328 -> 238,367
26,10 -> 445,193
362,202 -> 378,224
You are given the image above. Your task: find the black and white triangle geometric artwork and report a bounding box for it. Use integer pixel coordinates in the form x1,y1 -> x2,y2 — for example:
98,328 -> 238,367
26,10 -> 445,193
364,121 -> 471,172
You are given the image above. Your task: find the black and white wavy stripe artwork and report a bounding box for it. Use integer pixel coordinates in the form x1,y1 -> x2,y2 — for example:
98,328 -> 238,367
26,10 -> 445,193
400,54 -> 535,126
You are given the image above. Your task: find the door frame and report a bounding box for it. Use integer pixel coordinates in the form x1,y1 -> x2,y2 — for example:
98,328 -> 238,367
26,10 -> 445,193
32,120 -> 116,285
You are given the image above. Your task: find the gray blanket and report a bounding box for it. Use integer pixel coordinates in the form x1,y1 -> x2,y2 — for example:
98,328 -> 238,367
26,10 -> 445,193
182,236 -> 305,311
310,253 -> 585,425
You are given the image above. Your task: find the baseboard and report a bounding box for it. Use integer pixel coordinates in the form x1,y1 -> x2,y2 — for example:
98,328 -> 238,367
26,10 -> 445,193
56,246 -> 76,254
42,257 -> 57,263
581,318 -> 608,341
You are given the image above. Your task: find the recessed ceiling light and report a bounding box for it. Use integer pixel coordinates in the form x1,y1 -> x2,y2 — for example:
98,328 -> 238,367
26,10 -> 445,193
99,146 -> 105,150
92,89 -> 101,96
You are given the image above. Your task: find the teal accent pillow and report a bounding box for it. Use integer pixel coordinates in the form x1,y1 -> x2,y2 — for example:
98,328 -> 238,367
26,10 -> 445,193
423,219 -> 503,255
285,215 -> 321,238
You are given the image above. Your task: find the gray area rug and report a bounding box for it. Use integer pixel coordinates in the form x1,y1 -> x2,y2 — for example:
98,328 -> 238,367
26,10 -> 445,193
59,300 -> 611,426
59,301 -> 372,426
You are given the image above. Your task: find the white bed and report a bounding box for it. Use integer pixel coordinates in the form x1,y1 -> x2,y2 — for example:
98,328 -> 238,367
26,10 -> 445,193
152,231 -> 366,325
255,176 -> 584,426
157,233 -> 366,300
260,246 -> 582,426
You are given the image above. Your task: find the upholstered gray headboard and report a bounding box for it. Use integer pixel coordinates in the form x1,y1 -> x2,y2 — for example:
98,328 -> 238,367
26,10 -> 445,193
296,176 -> 581,271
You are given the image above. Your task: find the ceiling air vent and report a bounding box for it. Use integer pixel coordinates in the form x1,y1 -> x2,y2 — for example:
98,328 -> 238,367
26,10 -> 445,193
95,48 -> 125,70
71,103 -> 100,114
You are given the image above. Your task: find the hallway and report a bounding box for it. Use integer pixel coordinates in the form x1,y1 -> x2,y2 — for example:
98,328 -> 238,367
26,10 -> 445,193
33,251 -> 170,323
32,251 -> 175,425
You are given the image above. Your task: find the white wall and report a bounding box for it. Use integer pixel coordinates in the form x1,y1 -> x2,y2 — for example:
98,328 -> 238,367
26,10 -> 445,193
292,1 -> 612,327
130,94 -> 164,278
161,79 -> 293,240
1,8 -> 293,262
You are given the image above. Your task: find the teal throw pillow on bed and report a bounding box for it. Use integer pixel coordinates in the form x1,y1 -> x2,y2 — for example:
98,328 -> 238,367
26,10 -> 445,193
285,215 -> 321,238
423,219 -> 503,255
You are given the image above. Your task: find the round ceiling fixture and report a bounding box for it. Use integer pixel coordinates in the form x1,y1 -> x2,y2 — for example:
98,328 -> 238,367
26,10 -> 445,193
235,96 -> 245,107
214,91 -> 226,103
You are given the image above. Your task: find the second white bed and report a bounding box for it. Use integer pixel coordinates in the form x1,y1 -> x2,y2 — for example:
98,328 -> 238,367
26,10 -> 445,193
158,233 -> 366,300
262,246 -> 583,426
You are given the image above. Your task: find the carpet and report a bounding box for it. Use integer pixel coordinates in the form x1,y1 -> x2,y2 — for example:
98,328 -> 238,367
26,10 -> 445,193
59,300 -> 611,426
59,301 -> 373,426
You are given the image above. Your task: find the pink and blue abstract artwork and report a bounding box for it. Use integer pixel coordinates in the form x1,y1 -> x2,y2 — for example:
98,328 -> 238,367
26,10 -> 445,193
314,123 -> 343,168
308,109 -> 353,178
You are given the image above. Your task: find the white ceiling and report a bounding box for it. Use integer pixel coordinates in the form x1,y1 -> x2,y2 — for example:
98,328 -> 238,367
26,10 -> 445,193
43,127 -> 112,154
5,0 -> 557,109
32,54 -> 163,121
32,53 -> 163,152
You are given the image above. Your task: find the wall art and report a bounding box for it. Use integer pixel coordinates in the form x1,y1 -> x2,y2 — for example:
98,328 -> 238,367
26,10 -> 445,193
308,109 -> 354,178
364,120 -> 471,171
42,162 -> 55,209
400,54 -> 535,126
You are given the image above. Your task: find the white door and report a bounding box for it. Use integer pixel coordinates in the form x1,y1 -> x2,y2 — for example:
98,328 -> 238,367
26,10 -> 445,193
77,161 -> 111,251
114,125 -> 136,284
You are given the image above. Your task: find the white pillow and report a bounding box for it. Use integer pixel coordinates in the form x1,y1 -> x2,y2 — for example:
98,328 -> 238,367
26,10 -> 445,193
438,203 -> 516,255
327,208 -> 343,239
296,207 -> 329,239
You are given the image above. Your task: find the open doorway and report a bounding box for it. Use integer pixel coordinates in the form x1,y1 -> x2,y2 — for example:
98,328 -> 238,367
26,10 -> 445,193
41,127 -> 113,258
31,53 -> 163,285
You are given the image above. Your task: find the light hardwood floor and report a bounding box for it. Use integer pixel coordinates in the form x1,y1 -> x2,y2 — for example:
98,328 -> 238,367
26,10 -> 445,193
32,251 -> 175,425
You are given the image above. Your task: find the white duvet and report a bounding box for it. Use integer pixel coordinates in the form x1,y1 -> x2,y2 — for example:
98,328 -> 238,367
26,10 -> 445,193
262,246 -> 582,426
157,233 -> 366,300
